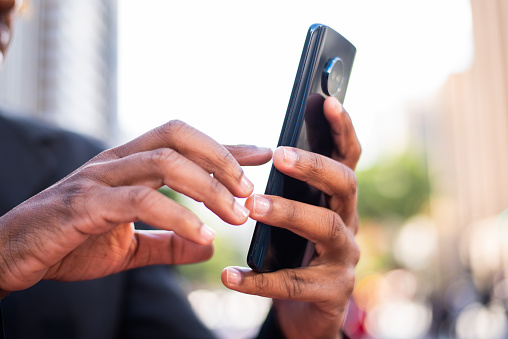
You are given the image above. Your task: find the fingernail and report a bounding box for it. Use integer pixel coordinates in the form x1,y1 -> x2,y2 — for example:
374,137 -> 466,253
200,224 -> 216,243
234,201 -> 250,219
253,195 -> 270,215
282,147 -> 297,165
240,175 -> 254,194
226,267 -> 242,285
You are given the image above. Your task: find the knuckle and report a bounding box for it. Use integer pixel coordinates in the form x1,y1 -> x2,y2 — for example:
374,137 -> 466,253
354,142 -> 362,158
217,144 -> 233,162
327,213 -> 346,245
103,145 -> 128,160
218,147 -> 243,181
331,267 -> 355,301
145,150 -> 171,187
54,179 -> 101,228
79,163 -> 107,183
94,148 -> 115,161
156,120 -> 190,146
322,270 -> 355,314
126,186 -> 152,208
341,166 -> 357,199
57,174 -> 94,209
148,148 -> 187,186
285,202 -> 299,223
254,273 -> 270,291
163,119 -> 187,134
281,270 -> 306,299
351,239 -> 361,265
350,212 -> 360,235
149,148 -> 178,167
208,177 -> 225,195
59,182 -> 87,208
347,143 -> 362,167
343,267 -> 356,295
307,153 -> 325,176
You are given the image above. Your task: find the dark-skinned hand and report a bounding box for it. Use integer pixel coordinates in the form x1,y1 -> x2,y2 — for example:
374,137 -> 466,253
0,121 -> 272,295
222,96 -> 361,339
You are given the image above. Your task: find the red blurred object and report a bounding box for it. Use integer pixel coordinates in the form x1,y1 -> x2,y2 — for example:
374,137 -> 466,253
343,297 -> 367,339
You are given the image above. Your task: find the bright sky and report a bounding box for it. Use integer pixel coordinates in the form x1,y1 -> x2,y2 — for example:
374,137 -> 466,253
117,0 -> 473,195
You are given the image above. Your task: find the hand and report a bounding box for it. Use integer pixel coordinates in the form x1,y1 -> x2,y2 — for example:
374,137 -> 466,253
221,97 -> 361,338
0,120 -> 272,294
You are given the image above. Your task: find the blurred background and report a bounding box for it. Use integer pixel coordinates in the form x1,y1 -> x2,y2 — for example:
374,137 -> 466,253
1,0 -> 508,338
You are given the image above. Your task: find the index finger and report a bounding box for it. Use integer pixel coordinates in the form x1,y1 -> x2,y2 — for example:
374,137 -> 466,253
103,120 -> 254,198
323,97 -> 361,170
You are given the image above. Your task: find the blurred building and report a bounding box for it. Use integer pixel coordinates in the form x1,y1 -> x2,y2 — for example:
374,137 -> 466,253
0,0 -> 118,141
431,0 -> 508,281
354,1 -> 508,337
428,0 -> 508,336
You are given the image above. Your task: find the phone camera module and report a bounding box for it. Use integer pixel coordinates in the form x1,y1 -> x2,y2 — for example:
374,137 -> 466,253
322,57 -> 344,96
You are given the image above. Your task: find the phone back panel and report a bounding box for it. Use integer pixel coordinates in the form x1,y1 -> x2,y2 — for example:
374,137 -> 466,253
247,24 -> 356,272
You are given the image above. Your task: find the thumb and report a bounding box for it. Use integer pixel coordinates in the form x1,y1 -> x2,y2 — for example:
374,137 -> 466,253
126,230 -> 214,268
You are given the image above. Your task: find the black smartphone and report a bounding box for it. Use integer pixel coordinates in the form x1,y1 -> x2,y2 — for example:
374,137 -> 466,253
247,24 -> 356,272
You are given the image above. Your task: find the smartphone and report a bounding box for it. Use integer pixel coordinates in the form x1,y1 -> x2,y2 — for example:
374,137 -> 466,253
247,24 -> 356,272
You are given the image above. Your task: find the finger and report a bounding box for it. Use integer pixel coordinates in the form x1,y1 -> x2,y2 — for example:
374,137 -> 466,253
125,230 -> 214,268
105,120 -> 253,197
224,145 -> 273,166
89,149 -> 251,225
245,195 -> 348,249
272,146 -> 357,200
79,185 -> 217,245
221,266 -> 355,303
323,97 -> 361,170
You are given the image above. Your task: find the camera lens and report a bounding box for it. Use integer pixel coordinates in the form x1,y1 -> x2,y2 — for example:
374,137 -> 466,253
322,57 -> 344,96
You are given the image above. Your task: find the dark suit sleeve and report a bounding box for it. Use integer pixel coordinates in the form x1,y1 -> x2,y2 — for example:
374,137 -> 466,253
256,308 -> 285,338
119,265 -> 216,339
0,302 -> 5,339
256,308 -> 350,339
